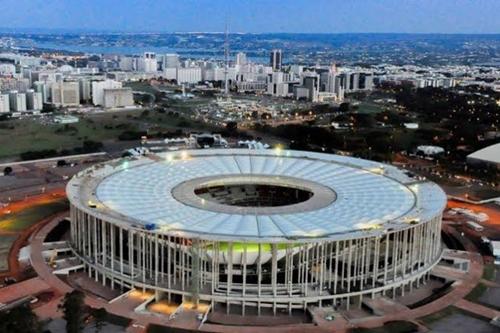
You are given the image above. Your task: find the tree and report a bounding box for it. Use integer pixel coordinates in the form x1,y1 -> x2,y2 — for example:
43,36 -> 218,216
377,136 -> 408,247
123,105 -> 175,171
59,290 -> 86,333
339,102 -> 350,113
81,140 -> 103,153
92,308 -> 107,333
0,304 -> 43,333
225,121 -> 238,133
3,166 -> 12,175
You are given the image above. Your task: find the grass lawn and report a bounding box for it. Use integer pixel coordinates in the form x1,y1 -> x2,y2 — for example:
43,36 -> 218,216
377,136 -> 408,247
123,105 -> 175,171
0,109 -> 217,159
356,102 -> 384,114
482,264 -> 496,281
418,306 -> 458,325
465,283 -> 488,302
0,118 -> 125,158
124,81 -> 159,95
0,235 -> 18,271
0,198 -> 68,272
418,305 -> 489,326
0,199 -> 69,232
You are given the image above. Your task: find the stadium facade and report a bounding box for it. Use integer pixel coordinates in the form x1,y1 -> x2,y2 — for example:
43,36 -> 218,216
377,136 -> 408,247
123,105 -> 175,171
67,149 -> 446,313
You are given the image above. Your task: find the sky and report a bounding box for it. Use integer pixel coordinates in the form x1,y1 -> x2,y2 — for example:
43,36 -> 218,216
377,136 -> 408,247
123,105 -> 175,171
0,0 -> 499,34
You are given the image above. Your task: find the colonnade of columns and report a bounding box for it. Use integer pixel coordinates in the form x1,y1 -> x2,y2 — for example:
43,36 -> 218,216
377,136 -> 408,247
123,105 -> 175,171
70,206 -> 442,313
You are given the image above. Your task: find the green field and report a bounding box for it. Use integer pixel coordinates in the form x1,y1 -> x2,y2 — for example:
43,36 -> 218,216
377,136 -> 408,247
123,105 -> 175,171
0,110 -> 215,159
355,102 -> 384,114
0,199 -> 69,272
124,81 -> 159,95
0,200 -> 69,233
417,305 -> 488,325
0,118 -> 122,158
482,264 -> 496,281
419,306 -> 458,324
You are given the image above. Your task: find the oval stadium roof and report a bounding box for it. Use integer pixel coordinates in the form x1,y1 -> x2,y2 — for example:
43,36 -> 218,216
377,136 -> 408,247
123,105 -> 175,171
67,149 -> 447,242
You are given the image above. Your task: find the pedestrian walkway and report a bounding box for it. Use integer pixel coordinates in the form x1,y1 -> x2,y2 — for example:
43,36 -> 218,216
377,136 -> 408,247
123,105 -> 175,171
455,299 -> 500,320
0,276 -> 50,304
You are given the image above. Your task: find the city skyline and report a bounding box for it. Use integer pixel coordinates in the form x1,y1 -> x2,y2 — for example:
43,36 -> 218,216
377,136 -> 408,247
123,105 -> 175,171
0,0 -> 499,34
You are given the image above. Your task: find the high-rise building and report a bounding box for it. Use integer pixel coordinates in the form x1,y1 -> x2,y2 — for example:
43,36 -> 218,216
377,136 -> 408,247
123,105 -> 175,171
9,91 -> 27,112
50,82 -> 80,106
31,71 -> 63,84
103,88 -> 134,109
164,54 -> 180,69
266,72 -> 298,97
92,79 -> 122,106
303,74 -> 320,102
26,89 -> 43,110
176,67 -> 202,84
326,72 -> 337,94
0,64 -> 15,76
141,52 -> 157,73
33,81 -> 48,103
270,49 -> 282,71
79,79 -> 92,103
0,78 -> 30,93
293,72 -> 320,102
0,94 -> 9,113
337,73 -> 349,92
236,52 -> 247,66
359,73 -> 374,90
119,56 -> 137,71
349,73 -> 360,91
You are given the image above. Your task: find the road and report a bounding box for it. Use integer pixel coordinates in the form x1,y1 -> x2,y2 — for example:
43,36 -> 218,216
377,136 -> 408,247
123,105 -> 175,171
447,200 -> 500,226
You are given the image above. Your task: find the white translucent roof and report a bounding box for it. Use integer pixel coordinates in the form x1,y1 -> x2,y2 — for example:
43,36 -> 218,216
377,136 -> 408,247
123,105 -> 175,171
467,143 -> 500,165
68,149 -> 446,241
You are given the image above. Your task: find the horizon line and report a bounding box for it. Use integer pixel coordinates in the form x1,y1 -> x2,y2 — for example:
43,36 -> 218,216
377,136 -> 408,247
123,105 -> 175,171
0,28 -> 499,35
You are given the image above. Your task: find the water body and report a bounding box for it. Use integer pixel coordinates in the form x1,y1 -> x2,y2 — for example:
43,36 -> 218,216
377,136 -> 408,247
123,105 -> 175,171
14,40 -> 270,62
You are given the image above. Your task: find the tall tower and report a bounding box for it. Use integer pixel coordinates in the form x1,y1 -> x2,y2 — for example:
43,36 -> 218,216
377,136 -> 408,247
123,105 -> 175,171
224,21 -> 230,96
270,49 -> 282,71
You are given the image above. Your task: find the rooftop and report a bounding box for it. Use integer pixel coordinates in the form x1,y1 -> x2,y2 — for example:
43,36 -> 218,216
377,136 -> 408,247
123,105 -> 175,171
467,143 -> 500,165
67,149 -> 447,242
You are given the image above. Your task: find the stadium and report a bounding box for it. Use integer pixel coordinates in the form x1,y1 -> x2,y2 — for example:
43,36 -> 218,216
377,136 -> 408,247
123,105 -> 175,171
67,149 -> 446,314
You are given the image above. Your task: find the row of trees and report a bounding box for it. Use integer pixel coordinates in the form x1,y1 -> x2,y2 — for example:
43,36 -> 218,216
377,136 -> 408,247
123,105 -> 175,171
19,140 -> 103,161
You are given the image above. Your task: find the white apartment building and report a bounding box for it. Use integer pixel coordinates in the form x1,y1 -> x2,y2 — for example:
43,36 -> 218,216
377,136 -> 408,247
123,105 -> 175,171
51,82 -> 80,106
33,81 -> 48,103
0,78 -> 30,93
236,52 -> 247,66
103,88 -> 134,108
79,79 -> 92,102
267,72 -> 298,97
31,71 -> 63,84
26,89 -> 43,110
140,52 -> 157,73
0,94 -> 9,113
164,54 -> 180,69
92,79 -> 122,106
119,56 -> 138,71
0,64 -> 15,76
9,91 -> 27,112
176,67 -> 202,84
